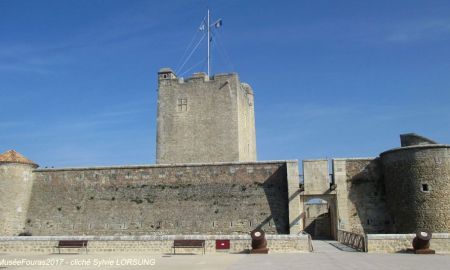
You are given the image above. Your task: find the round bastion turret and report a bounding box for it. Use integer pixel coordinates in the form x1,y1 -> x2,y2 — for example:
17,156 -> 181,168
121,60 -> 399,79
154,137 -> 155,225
0,150 -> 38,236
380,134 -> 450,233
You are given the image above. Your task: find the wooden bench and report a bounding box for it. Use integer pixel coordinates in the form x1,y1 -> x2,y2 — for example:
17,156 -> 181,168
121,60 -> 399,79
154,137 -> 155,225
172,240 -> 205,255
55,240 -> 88,254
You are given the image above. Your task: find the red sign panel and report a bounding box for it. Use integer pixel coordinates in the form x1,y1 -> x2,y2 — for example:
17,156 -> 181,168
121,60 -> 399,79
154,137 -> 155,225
215,239 -> 230,250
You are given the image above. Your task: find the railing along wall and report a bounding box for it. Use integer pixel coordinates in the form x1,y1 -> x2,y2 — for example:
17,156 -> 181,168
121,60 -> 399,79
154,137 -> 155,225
337,230 -> 367,252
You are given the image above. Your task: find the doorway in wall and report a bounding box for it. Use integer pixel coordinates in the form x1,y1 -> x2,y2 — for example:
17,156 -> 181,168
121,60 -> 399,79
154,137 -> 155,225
304,198 -> 332,239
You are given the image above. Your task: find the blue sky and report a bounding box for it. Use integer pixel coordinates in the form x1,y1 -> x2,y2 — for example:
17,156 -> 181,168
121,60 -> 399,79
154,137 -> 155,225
1,0 -> 449,168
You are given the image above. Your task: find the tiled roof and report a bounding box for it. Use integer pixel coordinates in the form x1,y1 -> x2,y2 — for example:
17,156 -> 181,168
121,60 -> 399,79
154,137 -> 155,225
0,150 -> 37,167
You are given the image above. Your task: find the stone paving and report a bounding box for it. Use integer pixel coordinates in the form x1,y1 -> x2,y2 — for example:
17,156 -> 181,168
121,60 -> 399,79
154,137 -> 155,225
1,241 -> 450,270
312,240 -> 358,252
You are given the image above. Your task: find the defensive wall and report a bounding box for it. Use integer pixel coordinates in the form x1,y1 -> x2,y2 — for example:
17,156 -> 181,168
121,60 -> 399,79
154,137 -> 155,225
2,134 -> 450,254
366,233 -> 450,254
301,134 -> 450,240
0,234 -> 310,254
19,161 -> 301,236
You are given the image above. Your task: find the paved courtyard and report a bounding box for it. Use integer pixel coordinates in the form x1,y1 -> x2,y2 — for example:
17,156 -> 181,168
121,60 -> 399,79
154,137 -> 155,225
1,241 -> 449,270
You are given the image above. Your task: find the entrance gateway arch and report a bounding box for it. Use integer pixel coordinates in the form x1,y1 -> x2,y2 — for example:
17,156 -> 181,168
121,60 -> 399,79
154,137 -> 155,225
299,160 -> 337,240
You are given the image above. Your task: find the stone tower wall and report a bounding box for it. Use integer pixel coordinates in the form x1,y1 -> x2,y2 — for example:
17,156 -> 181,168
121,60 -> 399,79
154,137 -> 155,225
381,145 -> 450,233
156,70 -> 256,164
237,83 -> 257,161
0,163 -> 35,235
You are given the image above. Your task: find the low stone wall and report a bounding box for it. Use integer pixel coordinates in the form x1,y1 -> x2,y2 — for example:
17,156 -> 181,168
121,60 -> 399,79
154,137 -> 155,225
0,235 -> 309,254
367,233 -> 450,254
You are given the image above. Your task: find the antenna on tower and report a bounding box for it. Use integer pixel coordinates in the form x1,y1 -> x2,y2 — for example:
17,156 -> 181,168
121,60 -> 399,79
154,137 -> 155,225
199,9 -> 222,77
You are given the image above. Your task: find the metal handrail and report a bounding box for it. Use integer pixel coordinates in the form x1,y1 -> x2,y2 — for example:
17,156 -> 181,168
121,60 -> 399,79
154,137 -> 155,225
337,230 -> 366,252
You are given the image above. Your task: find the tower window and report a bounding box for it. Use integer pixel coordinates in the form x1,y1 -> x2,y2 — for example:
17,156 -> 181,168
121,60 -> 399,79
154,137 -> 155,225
421,183 -> 430,192
177,98 -> 188,112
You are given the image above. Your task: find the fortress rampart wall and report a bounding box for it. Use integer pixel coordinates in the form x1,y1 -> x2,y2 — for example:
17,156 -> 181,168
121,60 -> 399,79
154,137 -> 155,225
23,161 -> 299,236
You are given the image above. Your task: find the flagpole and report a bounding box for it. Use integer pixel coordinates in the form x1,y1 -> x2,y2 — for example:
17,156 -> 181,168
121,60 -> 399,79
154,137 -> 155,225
207,9 -> 210,77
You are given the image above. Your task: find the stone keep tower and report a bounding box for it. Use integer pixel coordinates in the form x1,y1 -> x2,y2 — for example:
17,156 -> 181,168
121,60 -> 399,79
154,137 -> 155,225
380,134 -> 450,233
156,68 -> 257,164
0,150 -> 38,235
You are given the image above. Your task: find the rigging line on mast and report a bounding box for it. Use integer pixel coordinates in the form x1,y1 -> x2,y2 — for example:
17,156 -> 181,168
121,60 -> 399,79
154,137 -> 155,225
175,28 -> 202,73
175,16 -> 207,73
176,33 -> 206,75
180,58 -> 207,77
211,30 -> 235,72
